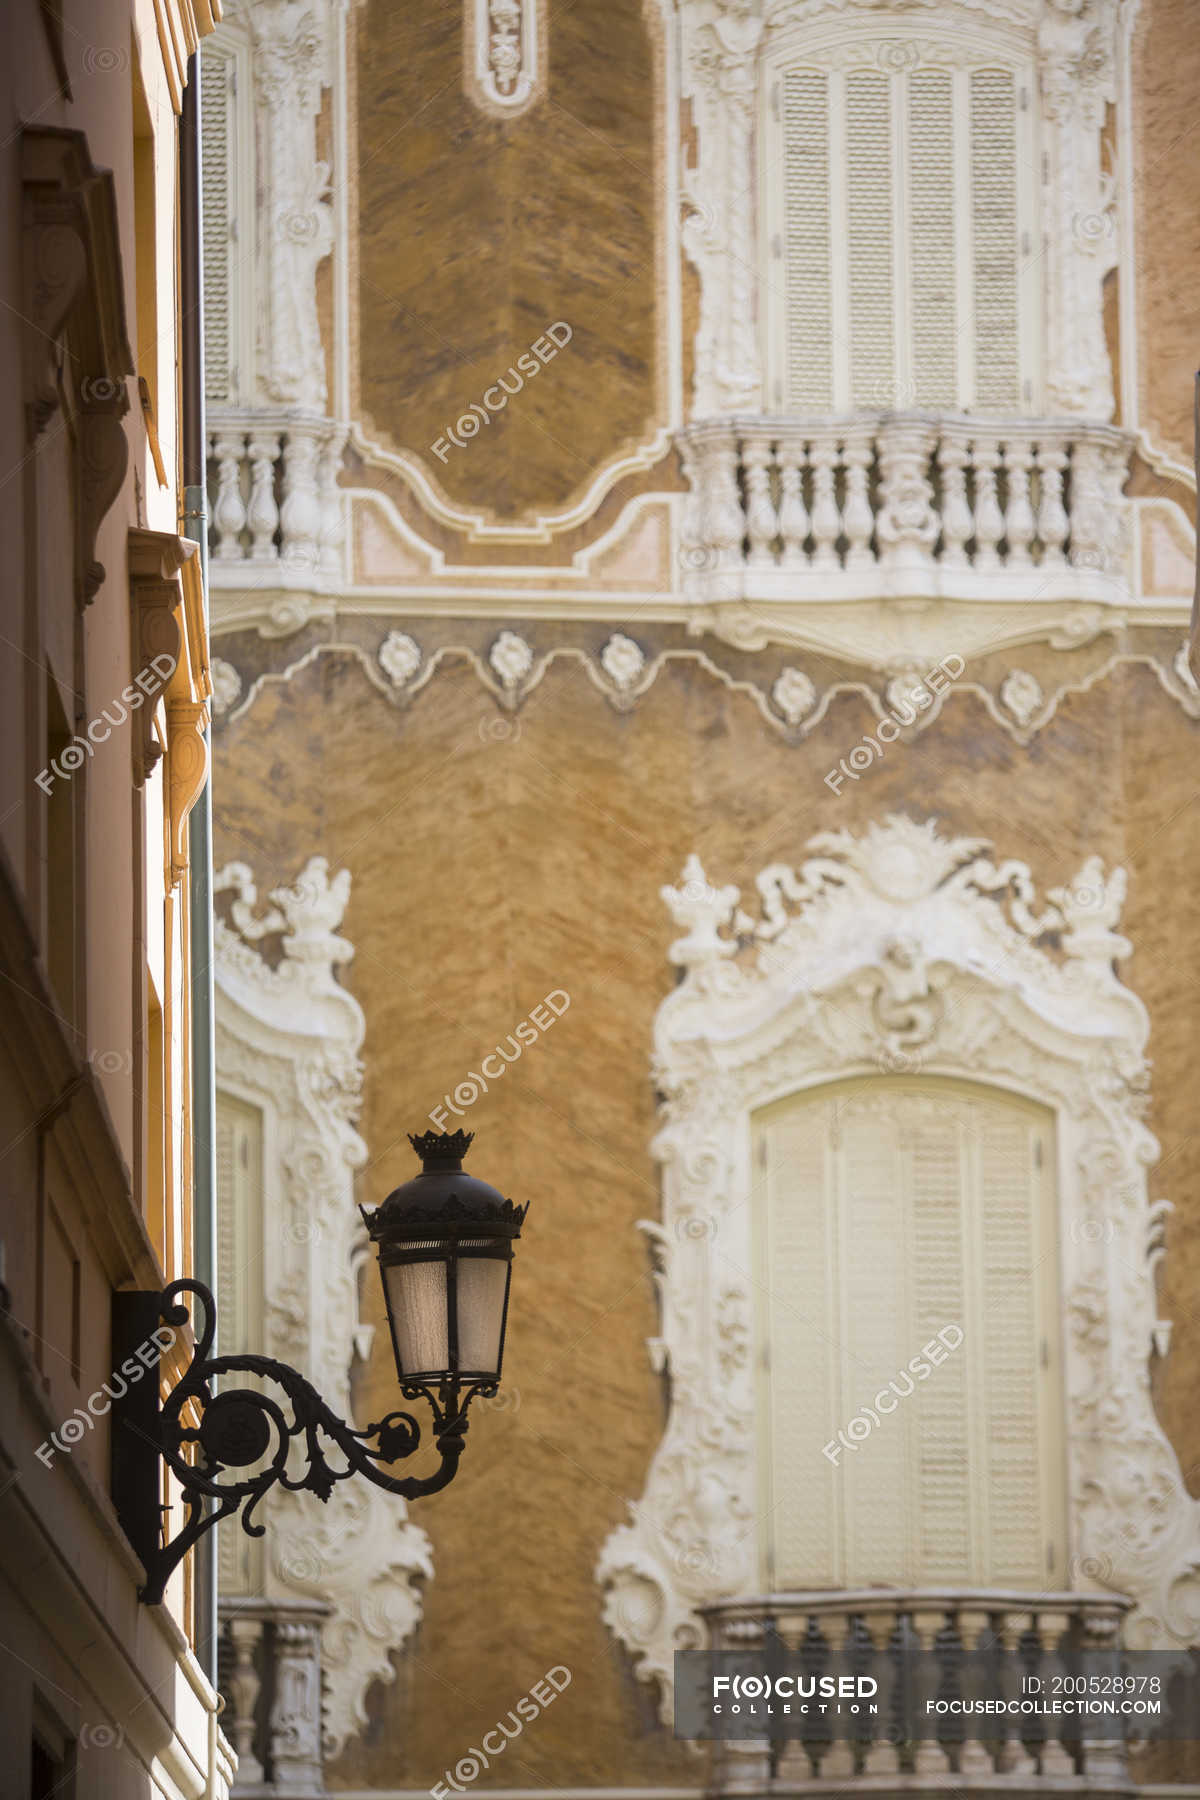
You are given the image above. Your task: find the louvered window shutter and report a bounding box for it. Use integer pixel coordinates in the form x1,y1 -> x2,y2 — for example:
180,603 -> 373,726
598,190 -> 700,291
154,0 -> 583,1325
201,39 -> 236,404
772,46 -> 1033,413
756,1080 -> 1064,1590
782,70 -> 833,411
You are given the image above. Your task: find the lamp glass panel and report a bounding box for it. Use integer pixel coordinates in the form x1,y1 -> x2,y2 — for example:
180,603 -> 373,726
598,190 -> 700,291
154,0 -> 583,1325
455,1244 -> 509,1375
384,1249 -> 448,1377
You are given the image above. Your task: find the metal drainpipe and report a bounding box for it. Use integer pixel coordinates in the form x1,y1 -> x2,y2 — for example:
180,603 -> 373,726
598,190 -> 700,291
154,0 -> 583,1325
180,48 -> 218,1691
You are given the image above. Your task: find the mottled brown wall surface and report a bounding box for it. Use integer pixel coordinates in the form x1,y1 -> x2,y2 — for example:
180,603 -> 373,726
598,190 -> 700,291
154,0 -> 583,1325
212,642 -> 1200,1789
1134,0 -> 1200,463
353,1 -> 661,521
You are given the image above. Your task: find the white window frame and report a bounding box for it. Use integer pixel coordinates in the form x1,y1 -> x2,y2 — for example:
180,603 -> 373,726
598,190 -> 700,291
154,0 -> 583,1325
214,856 -> 433,1757
598,816 -> 1194,1722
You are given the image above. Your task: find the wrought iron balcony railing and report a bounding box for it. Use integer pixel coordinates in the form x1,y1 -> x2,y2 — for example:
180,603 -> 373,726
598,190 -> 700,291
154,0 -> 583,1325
700,1587 -> 1133,1792
677,414 -> 1133,606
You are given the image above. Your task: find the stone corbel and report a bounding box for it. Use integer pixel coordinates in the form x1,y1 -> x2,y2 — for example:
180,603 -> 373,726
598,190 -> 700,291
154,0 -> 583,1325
79,403 -> 130,604
128,529 -> 212,884
129,530 -> 190,786
167,699 -> 211,888
21,127 -> 134,598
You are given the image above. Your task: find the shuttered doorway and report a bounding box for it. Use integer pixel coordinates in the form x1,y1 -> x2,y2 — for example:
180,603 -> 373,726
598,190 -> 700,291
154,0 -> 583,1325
753,1077 -> 1067,1590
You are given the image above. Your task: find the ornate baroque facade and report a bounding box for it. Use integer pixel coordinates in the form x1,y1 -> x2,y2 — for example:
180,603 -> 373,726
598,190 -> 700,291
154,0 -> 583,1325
203,0 -> 1200,1793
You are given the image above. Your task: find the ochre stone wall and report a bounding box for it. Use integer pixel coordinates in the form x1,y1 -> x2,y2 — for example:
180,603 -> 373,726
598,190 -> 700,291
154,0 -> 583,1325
1133,0 -> 1200,465
212,639 -> 1200,1789
352,0 -> 662,522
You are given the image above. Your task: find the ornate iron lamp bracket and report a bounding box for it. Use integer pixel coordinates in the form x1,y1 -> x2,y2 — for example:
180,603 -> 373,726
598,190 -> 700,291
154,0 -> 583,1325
112,1279 -> 483,1605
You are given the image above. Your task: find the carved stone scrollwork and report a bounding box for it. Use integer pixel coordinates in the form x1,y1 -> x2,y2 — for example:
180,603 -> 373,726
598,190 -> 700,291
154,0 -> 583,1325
597,815 -> 1199,1718
248,1 -> 335,411
215,856 -> 434,1757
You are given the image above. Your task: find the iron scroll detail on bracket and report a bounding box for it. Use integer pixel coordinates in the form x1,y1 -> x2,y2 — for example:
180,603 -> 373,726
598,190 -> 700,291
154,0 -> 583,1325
111,1279 -> 477,1606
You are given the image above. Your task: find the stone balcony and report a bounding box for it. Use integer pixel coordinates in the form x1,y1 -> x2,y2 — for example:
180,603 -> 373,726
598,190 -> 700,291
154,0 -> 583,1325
677,414 -> 1134,609
699,1588 -> 1138,1794
207,409 -> 347,593
219,1596 -> 331,1797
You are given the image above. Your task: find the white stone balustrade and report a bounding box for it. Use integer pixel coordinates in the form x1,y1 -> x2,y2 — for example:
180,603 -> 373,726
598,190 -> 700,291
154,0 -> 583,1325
701,1588 -> 1133,1792
207,411 -> 347,587
219,1597 -> 331,1796
678,415 -> 1132,605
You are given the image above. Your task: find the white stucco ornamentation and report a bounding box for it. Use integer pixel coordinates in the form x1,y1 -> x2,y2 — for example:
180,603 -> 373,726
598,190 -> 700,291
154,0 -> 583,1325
600,632 -> 647,692
596,815 -> 1200,1717
379,629 -> 422,687
1000,666 -> 1044,724
489,628 -> 535,689
215,857 -> 433,1757
770,665 -> 816,723
1039,0 -> 1120,419
210,657 -> 243,716
247,1 -> 335,411
466,0 -> 543,116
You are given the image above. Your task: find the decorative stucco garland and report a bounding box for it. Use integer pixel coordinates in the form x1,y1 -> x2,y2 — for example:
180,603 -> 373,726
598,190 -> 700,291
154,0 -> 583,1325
210,632 -> 1200,747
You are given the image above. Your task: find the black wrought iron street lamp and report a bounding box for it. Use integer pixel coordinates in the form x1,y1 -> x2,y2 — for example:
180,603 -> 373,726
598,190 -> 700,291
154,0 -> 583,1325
361,1129 -> 526,1392
111,1131 -> 526,1605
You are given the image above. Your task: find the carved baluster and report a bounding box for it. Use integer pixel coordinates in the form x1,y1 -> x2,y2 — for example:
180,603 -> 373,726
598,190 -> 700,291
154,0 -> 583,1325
280,428 -> 323,577
995,1609 -> 1036,1775
1035,440 -> 1069,566
270,1615 -> 325,1793
717,1614 -> 772,1793
819,1610 -> 856,1778
775,1610 -> 815,1785
809,434 -> 842,570
776,436 -> 810,568
937,432 -> 972,567
701,428 -> 746,573
1078,1603 -> 1129,1783
911,1606 -> 952,1775
742,431 -> 778,568
1068,438 -> 1108,570
971,440 -> 1004,570
1036,1608 -> 1077,1777
317,427 -> 347,579
876,419 -> 938,572
210,429 -> 248,563
861,1607 -> 900,1777
1003,436 -> 1036,567
227,1615 -> 265,1785
676,433 -> 707,582
841,430 -> 875,567
246,432 -> 281,562
956,1606 -> 996,1776
1098,437 -> 1131,581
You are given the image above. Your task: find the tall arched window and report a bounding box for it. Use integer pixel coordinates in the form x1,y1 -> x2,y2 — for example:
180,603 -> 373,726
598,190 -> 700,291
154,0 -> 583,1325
753,1076 -> 1067,1590
760,22 -> 1040,413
